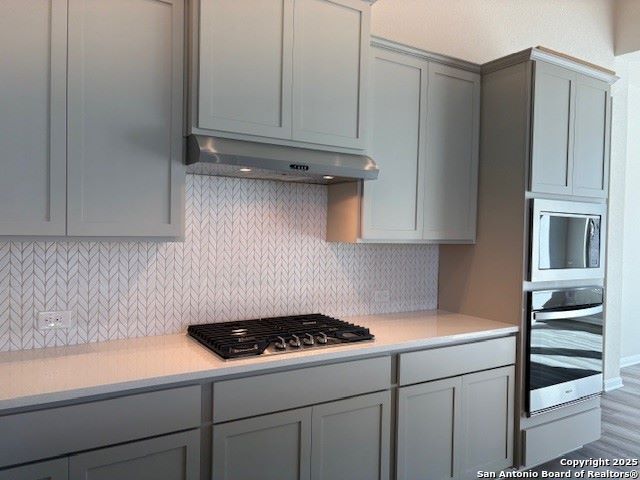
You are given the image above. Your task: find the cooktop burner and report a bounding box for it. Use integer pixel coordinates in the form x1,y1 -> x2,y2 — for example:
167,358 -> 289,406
187,314 -> 374,359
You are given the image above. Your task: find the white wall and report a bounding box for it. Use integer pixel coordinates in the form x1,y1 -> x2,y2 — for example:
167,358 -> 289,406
621,58 -> 640,365
615,0 -> 640,55
373,0 -> 627,383
371,0 -> 615,68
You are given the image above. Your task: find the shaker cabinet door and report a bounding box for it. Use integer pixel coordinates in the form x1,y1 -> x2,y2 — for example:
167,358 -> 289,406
362,47 -> 428,240
459,366 -> 515,477
0,458 -> 68,480
0,0 -> 67,236
530,62 -> 576,195
198,0 -> 294,139
292,0 -> 369,149
572,74 -> 610,198
311,391 -> 391,480
396,377 -> 462,480
66,0 -> 184,237
423,64 -> 480,242
69,430 -> 199,480
213,408 -> 312,480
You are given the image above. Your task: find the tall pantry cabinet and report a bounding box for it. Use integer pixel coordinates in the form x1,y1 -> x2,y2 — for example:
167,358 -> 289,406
439,47 -> 616,469
0,0 -> 185,238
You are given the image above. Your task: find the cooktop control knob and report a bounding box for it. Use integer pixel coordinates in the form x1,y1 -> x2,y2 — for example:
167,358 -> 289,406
303,333 -> 315,346
317,332 -> 328,344
289,334 -> 301,348
274,336 -> 287,350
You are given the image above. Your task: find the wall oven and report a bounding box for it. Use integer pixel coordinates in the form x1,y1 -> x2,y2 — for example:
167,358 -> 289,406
527,287 -> 603,415
530,199 -> 606,282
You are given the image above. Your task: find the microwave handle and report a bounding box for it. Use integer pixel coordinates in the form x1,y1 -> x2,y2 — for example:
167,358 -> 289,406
585,218 -> 595,265
532,305 -> 603,323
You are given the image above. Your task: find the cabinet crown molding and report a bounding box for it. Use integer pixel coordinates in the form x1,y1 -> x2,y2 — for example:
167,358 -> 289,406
482,46 -> 619,84
370,36 -> 481,73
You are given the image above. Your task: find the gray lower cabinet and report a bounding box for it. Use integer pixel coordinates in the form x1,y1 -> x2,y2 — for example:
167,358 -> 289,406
212,391 -> 391,480
459,366 -> 515,478
213,408 -> 312,480
397,366 -> 515,480
69,430 -> 200,480
0,0 -> 67,236
397,377 -> 461,480
0,458 -> 68,480
311,391 -> 391,480
66,0 -> 184,237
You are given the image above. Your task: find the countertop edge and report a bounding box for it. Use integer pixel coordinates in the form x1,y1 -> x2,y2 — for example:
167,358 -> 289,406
0,325 -> 518,412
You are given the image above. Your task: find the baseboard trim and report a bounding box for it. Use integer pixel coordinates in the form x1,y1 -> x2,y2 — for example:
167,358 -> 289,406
621,354 -> 640,368
604,377 -> 624,391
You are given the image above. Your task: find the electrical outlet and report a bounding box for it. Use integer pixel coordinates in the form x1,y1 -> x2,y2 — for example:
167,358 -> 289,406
36,311 -> 75,331
373,290 -> 390,303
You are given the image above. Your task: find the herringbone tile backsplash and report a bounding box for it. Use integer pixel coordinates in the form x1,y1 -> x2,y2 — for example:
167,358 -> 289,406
0,175 -> 438,352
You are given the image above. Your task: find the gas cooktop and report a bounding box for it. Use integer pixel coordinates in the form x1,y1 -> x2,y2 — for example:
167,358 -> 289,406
187,314 -> 374,360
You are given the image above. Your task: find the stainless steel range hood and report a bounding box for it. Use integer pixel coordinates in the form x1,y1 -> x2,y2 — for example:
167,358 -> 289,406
186,135 -> 379,185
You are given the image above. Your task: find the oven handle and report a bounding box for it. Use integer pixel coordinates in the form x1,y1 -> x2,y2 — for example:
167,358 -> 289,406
532,305 -> 603,323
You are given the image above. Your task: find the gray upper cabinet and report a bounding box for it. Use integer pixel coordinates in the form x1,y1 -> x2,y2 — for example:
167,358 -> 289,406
423,64 -> 480,242
0,458 -> 68,480
69,430 -> 200,480
572,74 -> 610,198
531,61 -> 575,195
362,47 -> 427,240
311,391 -> 391,480
194,0 -> 370,151
530,61 -> 611,198
198,0 -> 293,139
291,0 -> 369,149
66,0 -> 184,237
328,41 -> 480,243
0,0 -> 67,236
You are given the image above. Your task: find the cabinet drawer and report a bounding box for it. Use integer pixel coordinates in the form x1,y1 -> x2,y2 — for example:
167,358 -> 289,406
524,408 -> 601,468
398,336 -> 516,386
0,385 -> 201,468
213,357 -> 391,423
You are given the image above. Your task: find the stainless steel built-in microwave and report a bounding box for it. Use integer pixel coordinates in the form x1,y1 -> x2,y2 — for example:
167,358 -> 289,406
530,200 -> 607,282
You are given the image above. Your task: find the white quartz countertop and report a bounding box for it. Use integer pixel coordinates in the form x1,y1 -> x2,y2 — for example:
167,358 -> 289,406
0,310 -> 518,411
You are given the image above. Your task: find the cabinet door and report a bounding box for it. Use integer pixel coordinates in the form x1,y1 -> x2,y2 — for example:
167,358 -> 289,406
530,62 -> 576,195
0,0 -> 67,236
292,0 -> 369,149
69,430 -> 199,480
459,366 -> 515,477
0,458 -> 67,480
213,408 -> 311,480
311,391 -> 391,480
67,0 -> 184,237
198,0 -> 294,139
362,48 -> 427,240
572,74 -> 610,198
397,377 -> 462,480
423,64 -> 480,242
